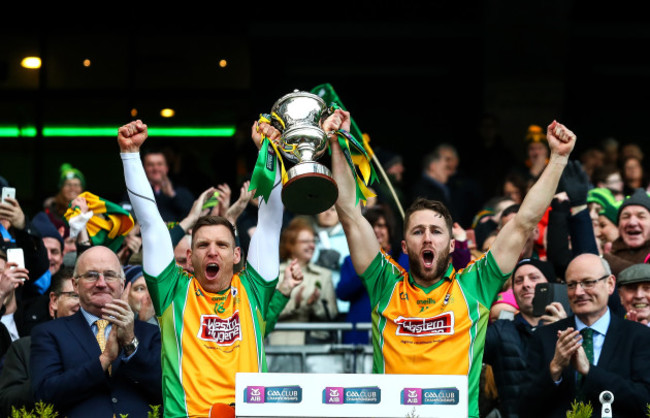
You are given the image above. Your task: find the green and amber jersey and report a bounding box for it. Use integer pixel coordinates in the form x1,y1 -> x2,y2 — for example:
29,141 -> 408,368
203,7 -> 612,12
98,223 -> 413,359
144,261 -> 277,417
360,250 -> 510,418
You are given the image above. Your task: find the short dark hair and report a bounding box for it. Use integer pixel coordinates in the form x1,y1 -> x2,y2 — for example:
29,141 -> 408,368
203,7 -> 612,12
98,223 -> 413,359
403,198 -> 453,236
592,164 -> 620,185
51,266 -> 74,294
141,149 -> 168,164
501,204 -> 520,220
191,216 -> 237,249
364,204 -> 396,243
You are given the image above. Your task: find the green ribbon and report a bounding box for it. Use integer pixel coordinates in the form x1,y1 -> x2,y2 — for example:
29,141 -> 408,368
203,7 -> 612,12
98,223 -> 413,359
311,83 -> 365,142
249,136 -> 277,203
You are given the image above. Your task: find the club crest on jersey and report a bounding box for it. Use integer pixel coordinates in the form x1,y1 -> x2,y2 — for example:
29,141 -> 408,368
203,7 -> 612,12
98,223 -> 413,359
394,311 -> 455,337
198,312 -> 242,345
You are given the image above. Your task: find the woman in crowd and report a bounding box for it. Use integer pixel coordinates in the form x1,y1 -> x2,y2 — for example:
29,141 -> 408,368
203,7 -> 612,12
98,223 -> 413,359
267,217 -> 338,346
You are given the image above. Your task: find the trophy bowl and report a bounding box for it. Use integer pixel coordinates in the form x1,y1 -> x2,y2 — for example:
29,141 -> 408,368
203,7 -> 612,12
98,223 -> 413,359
271,90 -> 338,215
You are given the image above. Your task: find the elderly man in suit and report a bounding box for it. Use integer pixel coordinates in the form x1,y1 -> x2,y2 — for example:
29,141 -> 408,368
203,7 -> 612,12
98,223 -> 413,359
520,253 -> 650,417
30,246 -> 162,417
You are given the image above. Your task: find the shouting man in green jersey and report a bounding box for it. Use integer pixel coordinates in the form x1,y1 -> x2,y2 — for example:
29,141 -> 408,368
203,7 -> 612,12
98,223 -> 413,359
118,119 -> 287,417
328,109 -> 576,418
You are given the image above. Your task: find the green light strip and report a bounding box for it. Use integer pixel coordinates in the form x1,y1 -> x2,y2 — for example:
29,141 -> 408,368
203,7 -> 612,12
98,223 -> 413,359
0,125 -> 236,138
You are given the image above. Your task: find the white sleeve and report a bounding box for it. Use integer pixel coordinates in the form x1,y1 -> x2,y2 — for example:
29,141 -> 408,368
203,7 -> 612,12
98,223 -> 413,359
247,170 -> 283,282
121,152 -> 173,276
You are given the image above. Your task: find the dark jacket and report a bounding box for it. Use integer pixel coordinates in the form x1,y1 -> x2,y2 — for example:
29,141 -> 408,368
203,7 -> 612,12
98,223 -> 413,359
520,314 -> 650,418
484,314 -> 536,418
603,237 -> 650,276
30,311 -> 162,418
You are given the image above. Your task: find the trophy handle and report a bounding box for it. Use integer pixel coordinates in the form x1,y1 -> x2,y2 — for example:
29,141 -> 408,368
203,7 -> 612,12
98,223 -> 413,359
320,104 -> 336,125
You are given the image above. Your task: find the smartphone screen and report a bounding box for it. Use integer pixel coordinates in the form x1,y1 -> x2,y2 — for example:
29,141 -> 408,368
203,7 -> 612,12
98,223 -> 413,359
1,187 -> 16,204
532,282 -> 554,317
6,248 -> 25,269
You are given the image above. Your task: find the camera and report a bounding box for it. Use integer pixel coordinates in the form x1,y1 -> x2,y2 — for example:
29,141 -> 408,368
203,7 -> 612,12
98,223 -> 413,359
599,390 -> 614,418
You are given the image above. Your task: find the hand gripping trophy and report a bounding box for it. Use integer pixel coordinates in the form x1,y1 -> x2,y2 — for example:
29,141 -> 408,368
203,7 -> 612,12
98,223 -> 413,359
250,88 -> 377,215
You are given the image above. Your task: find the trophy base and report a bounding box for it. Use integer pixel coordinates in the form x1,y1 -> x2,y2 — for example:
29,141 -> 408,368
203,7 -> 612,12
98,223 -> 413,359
282,162 -> 338,215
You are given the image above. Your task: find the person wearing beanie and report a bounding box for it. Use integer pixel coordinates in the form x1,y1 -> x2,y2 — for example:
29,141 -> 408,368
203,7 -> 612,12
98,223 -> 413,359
123,265 -> 157,325
603,188 -> 650,275
53,163 -> 85,217
587,188 -> 620,250
484,258 -> 566,418
31,212 -> 63,278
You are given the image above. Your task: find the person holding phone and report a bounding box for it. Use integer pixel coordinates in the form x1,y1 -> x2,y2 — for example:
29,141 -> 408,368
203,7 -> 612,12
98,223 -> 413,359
484,258 -> 566,418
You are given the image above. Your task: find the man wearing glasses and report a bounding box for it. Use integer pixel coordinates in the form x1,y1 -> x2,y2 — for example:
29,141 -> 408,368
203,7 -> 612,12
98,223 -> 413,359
521,253 -> 650,417
29,246 -> 162,418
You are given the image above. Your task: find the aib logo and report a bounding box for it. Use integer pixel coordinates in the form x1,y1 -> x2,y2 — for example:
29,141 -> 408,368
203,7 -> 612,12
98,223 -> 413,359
403,388 -> 422,404
323,387 -> 343,404
245,386 -> 264,403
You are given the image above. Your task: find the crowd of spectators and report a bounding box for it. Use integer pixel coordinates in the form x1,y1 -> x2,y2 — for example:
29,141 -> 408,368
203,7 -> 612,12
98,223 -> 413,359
1,117 -> 649,418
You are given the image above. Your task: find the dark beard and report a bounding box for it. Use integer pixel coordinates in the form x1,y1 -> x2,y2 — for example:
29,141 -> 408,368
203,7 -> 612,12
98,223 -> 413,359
408,246 -> 452,285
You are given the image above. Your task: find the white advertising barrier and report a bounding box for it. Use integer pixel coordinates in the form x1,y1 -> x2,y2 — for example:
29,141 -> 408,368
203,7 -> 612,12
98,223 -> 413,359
235,372 -> 467,417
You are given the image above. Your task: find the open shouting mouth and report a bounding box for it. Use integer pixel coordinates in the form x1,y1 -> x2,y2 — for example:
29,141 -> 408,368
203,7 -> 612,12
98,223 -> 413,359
206,263 -> 220,279
422,250 -> 434,269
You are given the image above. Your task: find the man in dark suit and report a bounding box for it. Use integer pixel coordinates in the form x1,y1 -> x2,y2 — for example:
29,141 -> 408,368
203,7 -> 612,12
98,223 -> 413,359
30,246 -> 162,418
0,267 -> 79,416
520,253 -> 650,417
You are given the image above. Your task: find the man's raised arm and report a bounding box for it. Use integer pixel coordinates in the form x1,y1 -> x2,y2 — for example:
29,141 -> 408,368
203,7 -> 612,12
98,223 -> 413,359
247,121 -> 284,282
118,120 -> 173,277
491,121 -> 577,274
327,110 -> 380,275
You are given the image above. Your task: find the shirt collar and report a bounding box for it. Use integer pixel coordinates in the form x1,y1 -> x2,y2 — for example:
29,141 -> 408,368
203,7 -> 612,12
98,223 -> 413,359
575,308 -> 611,336
407,262 -> 454,291
80,306 -> 102,327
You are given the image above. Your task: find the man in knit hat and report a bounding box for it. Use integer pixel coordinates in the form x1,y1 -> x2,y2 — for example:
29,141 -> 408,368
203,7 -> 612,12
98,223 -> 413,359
603,188 -> 650,275
617,264 -> 650,326
484,258 -> 566,418
123,265 -> 156,325
22,213 -> 64,299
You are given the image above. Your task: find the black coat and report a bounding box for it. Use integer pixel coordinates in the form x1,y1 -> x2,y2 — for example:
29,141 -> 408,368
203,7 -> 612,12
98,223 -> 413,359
519,314 -> 650,418
484,314 -> 537,418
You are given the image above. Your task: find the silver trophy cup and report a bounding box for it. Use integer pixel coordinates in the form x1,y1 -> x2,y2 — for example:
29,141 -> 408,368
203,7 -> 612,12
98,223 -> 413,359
271,90 -> 338,215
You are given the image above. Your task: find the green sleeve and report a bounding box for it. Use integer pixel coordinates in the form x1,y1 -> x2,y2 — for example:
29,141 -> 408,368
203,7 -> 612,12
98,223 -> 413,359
239,262 -> 278,318
143,260 -> 189,317
359,251 -> 404,307
264,290 -> 290,337
458,250 -> 512,307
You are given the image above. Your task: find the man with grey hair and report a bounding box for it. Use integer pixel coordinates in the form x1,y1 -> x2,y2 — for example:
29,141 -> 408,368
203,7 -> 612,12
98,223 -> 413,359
521,253 -> 650,417
29,246 -> 162,417
617,263 -> 650,326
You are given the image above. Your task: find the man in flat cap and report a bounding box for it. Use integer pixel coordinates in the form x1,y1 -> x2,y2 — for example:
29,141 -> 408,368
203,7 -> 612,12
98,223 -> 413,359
618,264 -> 650,326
